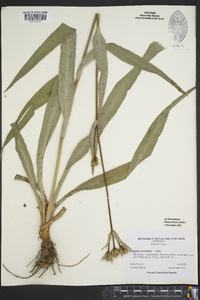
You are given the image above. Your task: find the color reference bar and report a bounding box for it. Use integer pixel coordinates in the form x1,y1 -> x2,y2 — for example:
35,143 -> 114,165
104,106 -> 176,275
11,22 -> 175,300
187,286 -> 198,300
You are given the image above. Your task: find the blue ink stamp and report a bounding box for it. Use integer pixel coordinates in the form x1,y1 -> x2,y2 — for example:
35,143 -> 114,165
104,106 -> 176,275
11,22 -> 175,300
168,10 -> 188,43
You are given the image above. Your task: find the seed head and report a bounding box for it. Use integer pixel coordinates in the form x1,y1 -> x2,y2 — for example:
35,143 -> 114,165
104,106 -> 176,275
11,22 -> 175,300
119,245 -> 130,256
101,251 -> 113,262
101,230 -> 132,262
111,247 -> 120,258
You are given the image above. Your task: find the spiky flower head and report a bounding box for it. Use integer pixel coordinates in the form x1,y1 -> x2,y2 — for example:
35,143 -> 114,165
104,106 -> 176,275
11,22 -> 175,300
101,251 -> 113,262
101,230 -> 132,262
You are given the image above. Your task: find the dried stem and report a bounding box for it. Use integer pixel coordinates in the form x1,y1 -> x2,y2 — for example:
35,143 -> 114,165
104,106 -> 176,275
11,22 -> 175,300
74,13 -> 99,93
93,14 -> 114,233
40,207 -> 67,233
95,62 -> 114,233
46,15 -> 100,222
46,135 -> 64,221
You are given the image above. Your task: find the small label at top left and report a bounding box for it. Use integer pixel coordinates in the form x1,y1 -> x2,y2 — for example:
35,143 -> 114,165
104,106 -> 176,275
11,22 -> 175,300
19,11 -> 52,23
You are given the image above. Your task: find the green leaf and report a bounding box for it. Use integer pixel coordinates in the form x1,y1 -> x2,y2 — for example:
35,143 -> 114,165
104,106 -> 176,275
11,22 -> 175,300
54,42 -> 165,200
99,41 -> 165,133
56,87 -> 195,206
6,23 -> 75,91
73,162 -> 129,193
3,76 -> 57,148
14,174 -> 47,200
127,86 -> 196,175
11,123 -> 42,207
71,42 -> 164,167
37,78 -> 61,202
93,25 -> 108,110
54,135 -> 90,202
99,67 -> 141,132
107,43 -> 185,93
142,42 -> 165,61
58,30 -> 76,138
75,49 -> 95,83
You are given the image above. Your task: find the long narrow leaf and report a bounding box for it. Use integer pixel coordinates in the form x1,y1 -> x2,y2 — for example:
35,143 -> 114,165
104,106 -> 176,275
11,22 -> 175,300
107,43 -> 185,93
37,78 -> 61,202
3,76 -> 57,148
99,67 -> 141,132
100,42 -> 165,132
6,24 -> 75,91
14,174 -> 42,194
54,42 -> 165,200
11,123 -> 42,207
56,87 -> 195,206
75,49 -> 95,83
93,25 -> 108,110
53,135 -> 90,202
143,42 -> 165,61
58,31 -> 76,138
66,42 -> 165,169
56,162 -> 130,205
127,86 -> 196,175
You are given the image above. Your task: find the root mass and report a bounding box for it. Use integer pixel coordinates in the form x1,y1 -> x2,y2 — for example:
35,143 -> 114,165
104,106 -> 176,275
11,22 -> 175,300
30,240 -> 59,276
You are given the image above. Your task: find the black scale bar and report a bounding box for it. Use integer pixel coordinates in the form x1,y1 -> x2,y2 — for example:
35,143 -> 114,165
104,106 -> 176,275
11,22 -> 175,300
102,286 -> 187,300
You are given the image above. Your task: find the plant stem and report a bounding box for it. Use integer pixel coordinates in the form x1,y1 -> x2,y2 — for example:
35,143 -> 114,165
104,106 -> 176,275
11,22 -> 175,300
46,135 -> 64,221
52,14 -> 99,207
40,207 -> 67,234
46,14 -> 100,222
95,62 -> 114,233
74,13 -> 98,93
94,13 -> 114,233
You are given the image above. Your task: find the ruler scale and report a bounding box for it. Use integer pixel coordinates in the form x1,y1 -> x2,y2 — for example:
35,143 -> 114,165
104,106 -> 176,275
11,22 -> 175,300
102,286 -> 198,300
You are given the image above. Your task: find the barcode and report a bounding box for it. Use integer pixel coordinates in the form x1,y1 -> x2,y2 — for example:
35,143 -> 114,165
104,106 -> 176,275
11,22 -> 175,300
19,11 -> 52,23
24,12 -> 47,21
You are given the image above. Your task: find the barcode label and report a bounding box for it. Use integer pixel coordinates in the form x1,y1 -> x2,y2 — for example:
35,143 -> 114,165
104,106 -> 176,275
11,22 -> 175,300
19,11 -> 52,23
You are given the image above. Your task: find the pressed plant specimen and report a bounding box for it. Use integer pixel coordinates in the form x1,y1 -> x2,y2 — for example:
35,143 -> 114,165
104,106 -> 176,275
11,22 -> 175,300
2,13 -> 195,279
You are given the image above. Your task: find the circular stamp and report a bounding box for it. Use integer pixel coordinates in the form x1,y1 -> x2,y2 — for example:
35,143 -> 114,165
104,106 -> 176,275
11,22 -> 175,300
168,10 -> 188,43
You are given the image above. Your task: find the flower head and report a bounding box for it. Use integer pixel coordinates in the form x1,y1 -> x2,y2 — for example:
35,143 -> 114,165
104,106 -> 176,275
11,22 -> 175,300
91,155 -> 98,167
119,245 -> 129,256
101,230 -> 132,262
101,251 -> 113,262
111,247 -> 120,258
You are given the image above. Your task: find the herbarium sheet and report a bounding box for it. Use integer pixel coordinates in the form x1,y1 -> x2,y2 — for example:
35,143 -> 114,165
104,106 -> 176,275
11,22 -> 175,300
1,6 -> 197,286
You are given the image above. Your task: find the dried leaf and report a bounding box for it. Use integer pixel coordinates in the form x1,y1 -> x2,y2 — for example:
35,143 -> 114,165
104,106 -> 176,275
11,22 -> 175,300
72,162 -> 129,193
58,31 -> 76,138
107,43 -> 185,93
99,41 -> 165,133
14,174 -> 42,193
93,25 -> 108,110
89,121 -> 98,174
54,135 -> 90,201
75,49 -> 95,83
6,24 -> 75,91
57,87 -> 195,205
14,174 -> 29,184
56,163 -> 130,205
54,42 -> 165,199
143,42 -> 165,61
127,86 -> 195,175
11,123 -> 41,207
14,175 -> 46,198
3,76 -> 57,148
99,67 -> 141,132
37,78 -> 61,202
